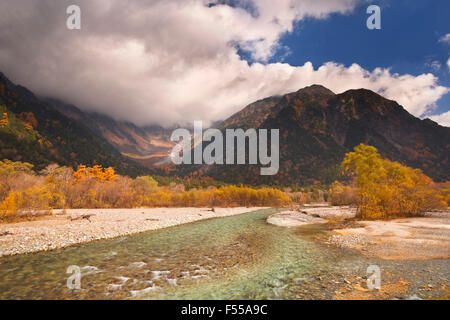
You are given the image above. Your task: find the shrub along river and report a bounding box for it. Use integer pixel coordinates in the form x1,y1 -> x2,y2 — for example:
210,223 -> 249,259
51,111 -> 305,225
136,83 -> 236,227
0,209 -> 448,299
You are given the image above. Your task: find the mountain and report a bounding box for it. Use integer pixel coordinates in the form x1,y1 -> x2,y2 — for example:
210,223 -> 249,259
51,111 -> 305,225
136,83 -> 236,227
0,72 -> 148,176
217,96 -> 282,130
202,85 -> 450,185
1,69 -> 448,185
45,99 -> 175,167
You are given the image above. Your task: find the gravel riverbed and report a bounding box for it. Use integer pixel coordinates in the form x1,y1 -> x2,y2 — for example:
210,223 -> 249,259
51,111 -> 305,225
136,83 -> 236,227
0,207 -> 265,257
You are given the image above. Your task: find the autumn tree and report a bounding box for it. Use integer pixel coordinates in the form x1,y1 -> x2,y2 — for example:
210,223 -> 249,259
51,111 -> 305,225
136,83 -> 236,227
0,160 -> 35,201
329,181 -> 357,206
73,165 -> 118,182
1,160 -> 295,222
18,112 -> 38,129
342,144 -> 445,219
0,112 -> 8,128
132,176 -> 159,195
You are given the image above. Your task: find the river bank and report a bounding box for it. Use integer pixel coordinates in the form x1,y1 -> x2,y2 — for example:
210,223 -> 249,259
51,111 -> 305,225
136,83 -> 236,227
268,206 -> 450,260
0,208 -> 448,300
0,207 -> 266,257
327,211 -> 450,260
3,206 -> 449,260
267,206 -> 357,227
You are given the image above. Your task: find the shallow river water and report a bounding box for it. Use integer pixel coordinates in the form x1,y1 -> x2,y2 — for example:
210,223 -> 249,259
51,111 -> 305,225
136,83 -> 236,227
0,209 -> 448,299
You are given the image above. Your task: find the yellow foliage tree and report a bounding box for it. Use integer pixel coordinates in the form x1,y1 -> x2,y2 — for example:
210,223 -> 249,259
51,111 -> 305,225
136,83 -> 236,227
329,181 -> 357,206
1,161 -> 295,222
342,144 -> 445,219
0,186 -> 62,221
0,160 -> 35,202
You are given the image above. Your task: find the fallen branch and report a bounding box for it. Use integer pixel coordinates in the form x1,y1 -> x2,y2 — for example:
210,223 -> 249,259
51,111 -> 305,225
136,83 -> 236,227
70,214 -> 94,222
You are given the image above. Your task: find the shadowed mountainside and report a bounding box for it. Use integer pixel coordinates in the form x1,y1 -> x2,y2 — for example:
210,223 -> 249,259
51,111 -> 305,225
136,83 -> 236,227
0,72 -> 148,176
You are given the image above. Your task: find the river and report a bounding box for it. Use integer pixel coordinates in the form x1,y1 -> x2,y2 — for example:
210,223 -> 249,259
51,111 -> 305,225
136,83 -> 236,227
0,209 -> 448,299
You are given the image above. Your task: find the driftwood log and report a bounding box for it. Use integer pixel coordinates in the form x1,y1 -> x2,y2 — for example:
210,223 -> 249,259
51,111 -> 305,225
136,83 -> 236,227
70,214 -> 94,222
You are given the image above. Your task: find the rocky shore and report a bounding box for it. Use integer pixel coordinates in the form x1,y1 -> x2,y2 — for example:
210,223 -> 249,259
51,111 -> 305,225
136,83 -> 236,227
267,206 -> 357,227
267,206 -> 450,260
0,207 -> 265,257
328,211 -> 450,260
2,206 -> 449,261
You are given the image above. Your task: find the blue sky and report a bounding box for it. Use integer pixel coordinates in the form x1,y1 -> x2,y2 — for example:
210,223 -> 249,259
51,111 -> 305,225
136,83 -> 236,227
262,0 -> 450,117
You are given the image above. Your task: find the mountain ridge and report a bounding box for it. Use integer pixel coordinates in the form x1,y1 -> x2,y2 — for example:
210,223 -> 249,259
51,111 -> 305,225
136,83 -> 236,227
205,85 -> 450,184
1,70 -> 448,185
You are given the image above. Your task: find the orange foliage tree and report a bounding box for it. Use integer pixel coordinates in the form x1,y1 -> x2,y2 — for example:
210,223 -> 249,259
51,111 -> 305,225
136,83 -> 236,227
73,165 -> 118,182
0,112 -> 8,128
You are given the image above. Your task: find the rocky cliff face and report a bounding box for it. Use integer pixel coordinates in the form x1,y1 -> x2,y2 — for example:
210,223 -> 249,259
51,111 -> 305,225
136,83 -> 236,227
46,98 -> 175,167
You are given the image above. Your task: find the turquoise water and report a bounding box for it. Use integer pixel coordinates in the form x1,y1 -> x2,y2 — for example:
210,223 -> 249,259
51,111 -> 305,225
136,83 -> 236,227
0,209 -> 448,299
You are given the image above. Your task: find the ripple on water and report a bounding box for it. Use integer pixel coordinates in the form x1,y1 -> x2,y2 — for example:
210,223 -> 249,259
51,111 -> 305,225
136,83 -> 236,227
130,262 -> 147,268
130,286 -> 159,297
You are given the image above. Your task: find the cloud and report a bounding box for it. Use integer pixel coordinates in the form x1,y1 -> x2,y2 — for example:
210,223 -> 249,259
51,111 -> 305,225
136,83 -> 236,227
439,34 -> 450,44
439,34 -> 450,72
426,60 -> 441,72
0,0 -> 448,127
429,111 -> 450,127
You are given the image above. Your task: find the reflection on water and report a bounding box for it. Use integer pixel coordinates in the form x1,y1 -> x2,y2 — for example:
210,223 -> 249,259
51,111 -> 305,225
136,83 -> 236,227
0,209 -> 448,299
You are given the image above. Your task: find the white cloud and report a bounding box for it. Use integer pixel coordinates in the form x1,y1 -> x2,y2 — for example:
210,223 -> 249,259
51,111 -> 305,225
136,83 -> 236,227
439,34 -> 450,72
426,60 -> 441,72
429,111 -> 450,127
439,34 -> 450,44
0,0 -> 448,127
